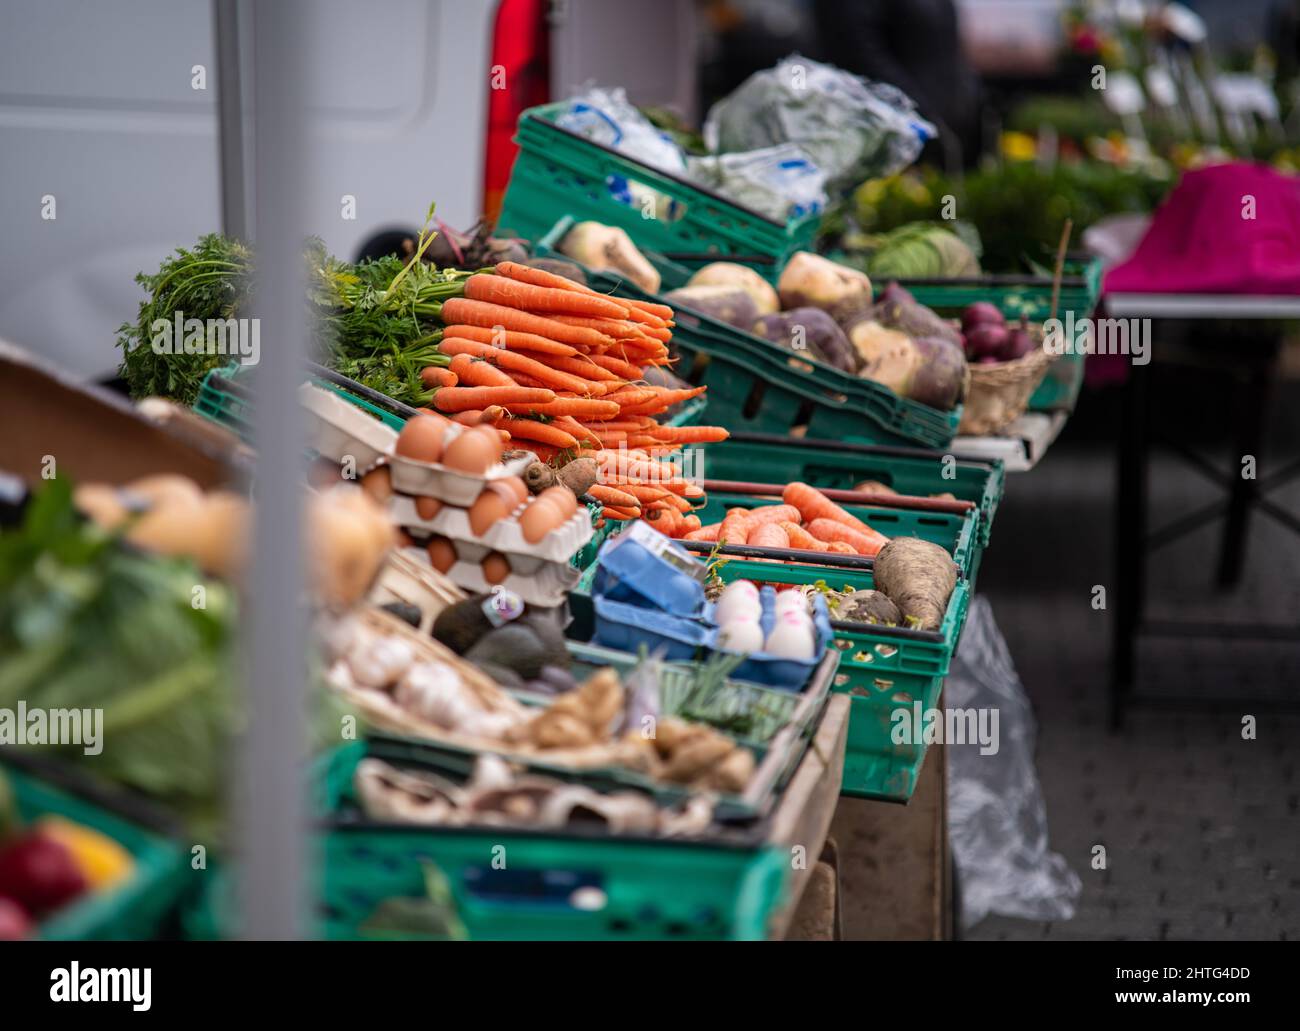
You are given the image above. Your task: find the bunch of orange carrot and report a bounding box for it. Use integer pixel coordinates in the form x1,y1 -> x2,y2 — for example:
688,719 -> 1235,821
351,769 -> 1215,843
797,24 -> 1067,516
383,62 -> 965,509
578,447 -> 710,532
419,261 -> 729,464
682,482 -> 891,558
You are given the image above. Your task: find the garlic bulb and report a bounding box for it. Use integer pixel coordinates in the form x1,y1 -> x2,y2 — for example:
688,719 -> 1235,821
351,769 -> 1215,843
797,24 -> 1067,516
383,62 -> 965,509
347,635 -> 416,689
394,661 -> 474,728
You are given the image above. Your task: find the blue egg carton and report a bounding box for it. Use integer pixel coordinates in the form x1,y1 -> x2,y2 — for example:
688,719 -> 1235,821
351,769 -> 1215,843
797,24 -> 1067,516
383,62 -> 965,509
592,595 -> 712,662
591,582 -> 834,693
590,523 -> 708,618
728,587 -> 834,691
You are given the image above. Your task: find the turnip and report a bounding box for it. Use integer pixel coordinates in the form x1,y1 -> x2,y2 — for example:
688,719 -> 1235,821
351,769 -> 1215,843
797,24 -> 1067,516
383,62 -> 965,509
662,285 -> 759,331
908,336 -> 968,410
871,281 -> 962,345
687,262 -> 779,315
847,321 -> 919,388
559,222 -> 660,292
872,537 -> 958,631
752,307 -> 856,372
777,251 -> 872,313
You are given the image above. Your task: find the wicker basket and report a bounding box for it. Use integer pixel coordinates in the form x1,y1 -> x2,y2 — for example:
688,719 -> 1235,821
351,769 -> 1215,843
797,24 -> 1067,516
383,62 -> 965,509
957,332 -> 1055,436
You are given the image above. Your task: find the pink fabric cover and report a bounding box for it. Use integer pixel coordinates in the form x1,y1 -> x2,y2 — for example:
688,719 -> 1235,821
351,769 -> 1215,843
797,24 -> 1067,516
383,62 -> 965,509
1103,162 -> 1300,296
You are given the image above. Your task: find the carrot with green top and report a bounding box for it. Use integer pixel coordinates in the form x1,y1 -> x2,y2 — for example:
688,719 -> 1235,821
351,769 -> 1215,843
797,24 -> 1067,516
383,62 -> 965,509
431,386 -> 554,413
439,298 -> 613,351
420,366 -> 459,388
464,273 -> 630,319
503,397 -> 620,419
441,323 -> 578,358
438,337 -> 592,394
588,484 -> 639,509
588,353 -> 645,380
449,353 -> 514,388
502,418 -> 579,449
647,425 -> 730,444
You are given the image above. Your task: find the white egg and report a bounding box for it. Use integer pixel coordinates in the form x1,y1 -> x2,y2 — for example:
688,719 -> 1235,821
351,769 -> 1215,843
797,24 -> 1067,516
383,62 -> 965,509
763,617 -> 816,660
773,590 -> 808,616
715,589 -> 762,625
723,580 -> 760,602
717,615 -> 765,653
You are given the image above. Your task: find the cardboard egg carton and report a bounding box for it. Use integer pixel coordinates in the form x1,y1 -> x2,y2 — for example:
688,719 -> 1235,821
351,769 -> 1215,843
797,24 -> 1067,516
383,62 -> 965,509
388,493 -> 593,567
398,545 -> 579,608
300,384 -> 396,472
299,383 -> 532,505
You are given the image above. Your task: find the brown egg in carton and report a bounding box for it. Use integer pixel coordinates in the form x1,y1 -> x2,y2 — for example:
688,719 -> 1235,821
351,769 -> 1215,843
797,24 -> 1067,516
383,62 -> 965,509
387,488 -> 593,567
301,385 -> 532,506
397,545 -> 580,608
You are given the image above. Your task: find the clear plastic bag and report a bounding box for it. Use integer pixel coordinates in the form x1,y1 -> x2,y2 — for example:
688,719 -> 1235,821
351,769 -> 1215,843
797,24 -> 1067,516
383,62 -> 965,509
945,596 -> 1081,929
685,143 -> 827,221
703,56 -> 934,193
555,87 -> 688,175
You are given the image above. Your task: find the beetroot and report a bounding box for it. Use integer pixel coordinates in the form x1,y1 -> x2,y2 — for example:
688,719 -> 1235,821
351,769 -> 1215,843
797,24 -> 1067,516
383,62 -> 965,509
965,323 -> 1009,360
1002,323 -> 1037,360
961,302 -> 1004,334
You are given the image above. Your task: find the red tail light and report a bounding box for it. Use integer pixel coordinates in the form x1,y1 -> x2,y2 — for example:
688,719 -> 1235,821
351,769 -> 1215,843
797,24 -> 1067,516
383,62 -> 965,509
483,0 -> 550,223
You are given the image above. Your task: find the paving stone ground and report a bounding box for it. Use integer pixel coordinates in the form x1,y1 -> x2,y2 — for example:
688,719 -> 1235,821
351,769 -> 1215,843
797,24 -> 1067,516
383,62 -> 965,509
964,381 -> 1300,942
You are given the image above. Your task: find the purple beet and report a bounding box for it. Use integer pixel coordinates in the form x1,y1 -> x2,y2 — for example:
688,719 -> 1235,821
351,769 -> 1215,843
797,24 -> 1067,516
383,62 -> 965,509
961,302 -> 1004,335
965,323 -> 1009,360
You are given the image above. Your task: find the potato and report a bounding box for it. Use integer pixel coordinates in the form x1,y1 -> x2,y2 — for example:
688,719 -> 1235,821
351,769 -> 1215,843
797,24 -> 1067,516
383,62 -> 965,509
687,262 -> 779,315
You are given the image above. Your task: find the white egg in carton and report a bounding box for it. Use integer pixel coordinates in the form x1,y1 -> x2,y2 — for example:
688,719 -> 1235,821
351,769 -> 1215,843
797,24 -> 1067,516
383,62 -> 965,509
298,383 -> 533,506
398,546 -> 579,608
389,494 -> 593,568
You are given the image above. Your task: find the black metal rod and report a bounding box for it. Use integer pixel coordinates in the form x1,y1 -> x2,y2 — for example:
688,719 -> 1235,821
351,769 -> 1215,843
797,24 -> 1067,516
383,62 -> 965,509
680,539 -> 876,570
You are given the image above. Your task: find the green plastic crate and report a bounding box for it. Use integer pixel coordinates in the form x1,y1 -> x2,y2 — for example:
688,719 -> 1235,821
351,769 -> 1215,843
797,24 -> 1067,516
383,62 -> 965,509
500,103 -> 820,285
692,488 -> 981,587
703,549 -> 971,803
536,217 -> 961,450
700,433 -> 1004,553
894,258 -> 1103,413
194,362 -> 408,444
3,761 -> 187,940
186,741 -> 790,941
841,675 -> 944,802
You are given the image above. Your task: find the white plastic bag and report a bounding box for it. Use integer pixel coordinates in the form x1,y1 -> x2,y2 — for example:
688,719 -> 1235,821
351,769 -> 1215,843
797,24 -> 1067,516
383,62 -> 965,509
555,87 -> 687,175
685,143 -> 827,221
703,56 -> 934,193
945,596 -> 1081,929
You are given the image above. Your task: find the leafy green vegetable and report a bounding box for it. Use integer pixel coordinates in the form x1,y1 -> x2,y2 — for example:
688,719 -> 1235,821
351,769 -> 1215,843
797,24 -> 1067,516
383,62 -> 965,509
0,480 -> 236,829
116,234 -> 253,405
115,206 -> 472,408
